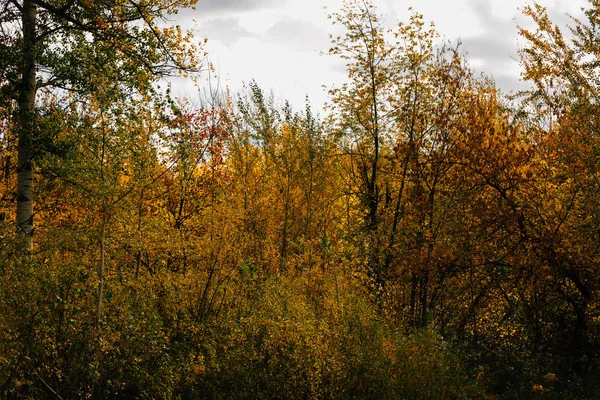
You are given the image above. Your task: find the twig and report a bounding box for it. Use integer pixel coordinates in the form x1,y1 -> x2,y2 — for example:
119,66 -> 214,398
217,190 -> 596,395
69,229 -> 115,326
34,371 -> 64,400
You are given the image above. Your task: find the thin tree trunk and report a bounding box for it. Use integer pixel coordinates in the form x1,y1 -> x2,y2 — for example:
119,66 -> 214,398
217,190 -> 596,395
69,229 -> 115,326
410,273 -> 418,327
97,113 -> 108,327
16,0 -> 37,251
135,187 -> 145,280
97,208 -> 107,327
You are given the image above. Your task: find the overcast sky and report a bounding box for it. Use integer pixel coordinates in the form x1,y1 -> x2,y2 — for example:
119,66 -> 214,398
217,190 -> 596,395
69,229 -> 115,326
174,0 -> 589,110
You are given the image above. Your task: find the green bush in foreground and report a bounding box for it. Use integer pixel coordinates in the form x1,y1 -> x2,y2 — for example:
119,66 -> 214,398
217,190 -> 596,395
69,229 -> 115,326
0,258 -> 489,399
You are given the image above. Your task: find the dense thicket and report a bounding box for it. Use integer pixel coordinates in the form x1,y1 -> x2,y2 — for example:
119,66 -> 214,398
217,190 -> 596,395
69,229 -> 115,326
1,0 -> 600,398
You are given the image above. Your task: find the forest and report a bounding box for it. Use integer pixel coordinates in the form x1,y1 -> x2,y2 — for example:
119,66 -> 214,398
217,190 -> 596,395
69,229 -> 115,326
1,0 -> 600,398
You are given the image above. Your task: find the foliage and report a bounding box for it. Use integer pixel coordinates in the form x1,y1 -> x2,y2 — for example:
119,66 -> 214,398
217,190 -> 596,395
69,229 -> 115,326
3,0 -> 600,399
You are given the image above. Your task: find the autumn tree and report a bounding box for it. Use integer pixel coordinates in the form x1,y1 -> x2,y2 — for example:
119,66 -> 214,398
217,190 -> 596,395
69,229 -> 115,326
0,0 -> 202,251
328,0 -> 484,329
327,0 -> 393,278
514,0 -> 600,380
230,82 -> 336,273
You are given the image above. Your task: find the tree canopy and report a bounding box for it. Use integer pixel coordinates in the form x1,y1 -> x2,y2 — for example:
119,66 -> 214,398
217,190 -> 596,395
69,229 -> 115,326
1,0 -> 600,398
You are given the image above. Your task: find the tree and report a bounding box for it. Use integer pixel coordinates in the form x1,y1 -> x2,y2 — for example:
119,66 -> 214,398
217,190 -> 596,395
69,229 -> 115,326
327,1 -> 482,330
0,0 -> 202,251
516,0 -> 600,376
232,82 -> 336,272
327,0 -> 393,278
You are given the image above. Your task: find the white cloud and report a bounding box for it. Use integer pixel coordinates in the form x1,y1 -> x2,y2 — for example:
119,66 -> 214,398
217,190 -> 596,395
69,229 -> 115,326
174,0 -> 590,110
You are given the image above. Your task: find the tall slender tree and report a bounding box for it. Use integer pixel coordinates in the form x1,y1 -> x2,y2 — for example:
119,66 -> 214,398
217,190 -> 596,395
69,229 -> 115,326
0,0 -> 202,251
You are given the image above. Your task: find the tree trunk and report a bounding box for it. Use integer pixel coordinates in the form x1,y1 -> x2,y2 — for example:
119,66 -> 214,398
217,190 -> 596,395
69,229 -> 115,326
97,208 -> 107,327
16,0 -> 37,251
